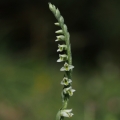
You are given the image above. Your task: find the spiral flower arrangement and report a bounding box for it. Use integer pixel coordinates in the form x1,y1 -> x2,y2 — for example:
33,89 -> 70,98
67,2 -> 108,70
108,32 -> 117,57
48,3 -> 75,120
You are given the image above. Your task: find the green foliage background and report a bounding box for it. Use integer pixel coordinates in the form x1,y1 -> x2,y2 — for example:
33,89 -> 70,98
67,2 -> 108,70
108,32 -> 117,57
0,0 -> 120,120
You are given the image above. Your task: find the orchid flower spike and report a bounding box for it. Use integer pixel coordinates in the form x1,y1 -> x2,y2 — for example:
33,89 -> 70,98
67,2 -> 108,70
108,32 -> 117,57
49,3 -> 75,120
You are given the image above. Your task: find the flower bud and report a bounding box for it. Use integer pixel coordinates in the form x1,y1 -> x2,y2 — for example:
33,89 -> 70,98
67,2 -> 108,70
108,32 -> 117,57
63,24 -> 67,32
54,22 -> 60,26
55,30 -> 63,34
60,16 -> 64,24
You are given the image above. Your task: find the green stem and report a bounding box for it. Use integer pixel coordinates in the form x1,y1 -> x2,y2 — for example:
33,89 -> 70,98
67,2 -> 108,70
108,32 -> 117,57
62,100 -> 68,109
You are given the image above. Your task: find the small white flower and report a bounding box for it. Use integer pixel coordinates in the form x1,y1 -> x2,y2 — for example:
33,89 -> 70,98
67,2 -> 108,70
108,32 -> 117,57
56,109 -> 74,120
61,77 -> 72,86
57,54 -> 68,62
55,35 -> 65,41
63,86 -> 75,96
57,44 -> 67,52
60,109 -> 74,118
60,62 -> 74,71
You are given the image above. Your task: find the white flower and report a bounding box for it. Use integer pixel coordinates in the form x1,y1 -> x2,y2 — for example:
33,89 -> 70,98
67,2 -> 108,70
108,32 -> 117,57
63,86 -> 75,96
60,109 -> 74,118
57,54 -> 68,62
61,77 -> 72,86
56,109 -> 74,120
57,44 -> 67,52
60,62 -> 74,71
55,35 -> 65,41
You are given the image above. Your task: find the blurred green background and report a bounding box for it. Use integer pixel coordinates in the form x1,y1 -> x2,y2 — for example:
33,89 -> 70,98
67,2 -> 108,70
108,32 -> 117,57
0,0 -> 120,120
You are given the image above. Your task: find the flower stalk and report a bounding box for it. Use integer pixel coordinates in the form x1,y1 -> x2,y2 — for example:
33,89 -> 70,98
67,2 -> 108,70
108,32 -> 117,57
49,3 -> 75,120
